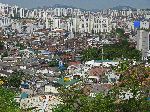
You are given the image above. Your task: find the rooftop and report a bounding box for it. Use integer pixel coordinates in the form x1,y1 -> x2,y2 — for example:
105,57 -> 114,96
54,77 -> 80,87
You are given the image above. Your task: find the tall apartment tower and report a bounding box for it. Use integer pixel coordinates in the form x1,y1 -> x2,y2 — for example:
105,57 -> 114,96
136,30 -> 150,60
20,8 -> 25,18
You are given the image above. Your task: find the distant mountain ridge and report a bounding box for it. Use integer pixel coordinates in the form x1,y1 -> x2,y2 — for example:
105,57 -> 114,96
52,4 -> 76,9
34,4 -> 86,11
110,6 -> 136,10
31,4 -> 100,12
32,4 -> 137,11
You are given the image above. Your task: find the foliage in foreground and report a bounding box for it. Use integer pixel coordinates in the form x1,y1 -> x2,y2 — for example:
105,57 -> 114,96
0,87 -> 20,112
53,64 -> 150,112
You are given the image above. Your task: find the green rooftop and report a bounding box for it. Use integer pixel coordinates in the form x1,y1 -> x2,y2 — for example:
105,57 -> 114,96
55,78 -> 79,87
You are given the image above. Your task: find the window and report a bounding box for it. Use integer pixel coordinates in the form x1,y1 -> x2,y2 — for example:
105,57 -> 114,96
82,24 -> 84,28
86,23 -> 88,27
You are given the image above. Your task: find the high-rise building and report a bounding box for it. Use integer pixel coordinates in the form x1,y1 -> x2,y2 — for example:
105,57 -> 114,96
136,30 -> 150,60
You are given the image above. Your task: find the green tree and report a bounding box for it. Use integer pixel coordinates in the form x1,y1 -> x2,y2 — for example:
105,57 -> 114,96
1,51 -> 8,58
0,87 -> 20,112
103,40 -> 141,60
116,28 -> 125,37
82,47 -> 100,61
53,64 -> 150,112
7,70 -> 25,88
111,64 -> 150,112
16,42 -> 26,50
0,41 -> 4,50
82,40 -> 141,61
48,60 -> 59,67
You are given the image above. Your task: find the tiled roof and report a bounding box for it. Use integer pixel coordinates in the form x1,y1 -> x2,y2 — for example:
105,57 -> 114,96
68,61 -> 81,66
89,67 -> 108,76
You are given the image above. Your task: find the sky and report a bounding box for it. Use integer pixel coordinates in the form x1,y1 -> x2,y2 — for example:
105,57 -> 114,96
0,0 -> 150,9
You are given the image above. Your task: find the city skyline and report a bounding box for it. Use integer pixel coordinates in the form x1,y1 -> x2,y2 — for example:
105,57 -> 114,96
0,0 -> 150,9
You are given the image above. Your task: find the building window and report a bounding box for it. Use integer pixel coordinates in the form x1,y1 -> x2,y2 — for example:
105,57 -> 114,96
86,23 -> 88,27
82,24 -> 84,28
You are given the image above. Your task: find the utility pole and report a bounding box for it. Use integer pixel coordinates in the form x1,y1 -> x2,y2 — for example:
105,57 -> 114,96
101,44 -> 104,61
101,34 -> 105,61
101,34 -> 105,75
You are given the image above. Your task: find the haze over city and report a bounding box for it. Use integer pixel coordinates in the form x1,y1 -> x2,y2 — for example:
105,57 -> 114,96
0,0 -> 150,9
0,0 -> 150,111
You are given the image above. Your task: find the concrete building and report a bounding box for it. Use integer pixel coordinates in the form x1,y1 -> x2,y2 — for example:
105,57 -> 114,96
19,8 -> 25,18
140,20 -> 150,29
93,15 -> 111,33
0,17 -> 12,27
136,30 -> 150,60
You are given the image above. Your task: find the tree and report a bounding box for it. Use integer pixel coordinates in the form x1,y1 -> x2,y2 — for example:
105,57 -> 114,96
116,28 -> 125,38
111,63 -> 150,112
1,51 -> 8,58
52,63 -> 150,112
82,40 -> 141,61
0,41 -> 4,50
53,84 -> 116,112
7,70 -> 25,88
48,60 -> 59,67
16,42 -> 26,50
0,87 -> 20,112
103,40 -> 141,61
82,47 -> 100,61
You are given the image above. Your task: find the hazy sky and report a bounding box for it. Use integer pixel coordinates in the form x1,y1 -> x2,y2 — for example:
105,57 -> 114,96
0,0 -> 150,9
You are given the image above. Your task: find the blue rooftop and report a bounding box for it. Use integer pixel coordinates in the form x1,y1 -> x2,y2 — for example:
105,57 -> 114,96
146,97 -> 150,101
21,92 -> 28,99
41,50 -> 51,55
21,83 -> 29,89
134,21 -> 140,28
